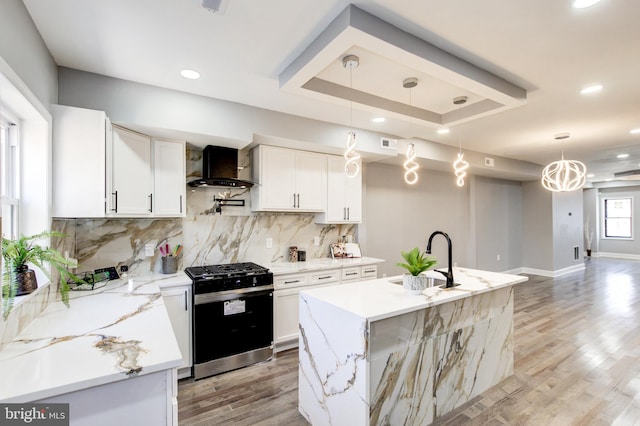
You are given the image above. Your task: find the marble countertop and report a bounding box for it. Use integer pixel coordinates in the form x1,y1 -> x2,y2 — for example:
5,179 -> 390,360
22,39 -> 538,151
266,257 -> 384,275
300,267 -> 528,322
0,274 -> 184,403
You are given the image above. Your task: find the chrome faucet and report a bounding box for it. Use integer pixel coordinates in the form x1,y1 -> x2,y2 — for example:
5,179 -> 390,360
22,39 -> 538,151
426,231 -> 455,288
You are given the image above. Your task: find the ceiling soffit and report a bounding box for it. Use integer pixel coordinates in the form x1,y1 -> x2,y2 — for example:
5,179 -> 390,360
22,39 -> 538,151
279,5 -> 527,127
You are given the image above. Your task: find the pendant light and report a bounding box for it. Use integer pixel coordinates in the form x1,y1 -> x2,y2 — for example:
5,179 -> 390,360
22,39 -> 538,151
452,96 -> 469,187
343,55 -> 361,178
403,77 -> 419,185
541,133 -> 587,192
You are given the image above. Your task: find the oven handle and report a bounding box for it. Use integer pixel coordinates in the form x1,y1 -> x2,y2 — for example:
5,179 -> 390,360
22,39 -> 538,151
194,285 -> 274,305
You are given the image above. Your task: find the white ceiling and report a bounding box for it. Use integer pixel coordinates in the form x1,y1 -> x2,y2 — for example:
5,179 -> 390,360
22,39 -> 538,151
22,0 -> 640,183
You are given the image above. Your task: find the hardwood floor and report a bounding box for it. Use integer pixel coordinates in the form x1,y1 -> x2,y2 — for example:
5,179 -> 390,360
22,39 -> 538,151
178,258 -> 640,425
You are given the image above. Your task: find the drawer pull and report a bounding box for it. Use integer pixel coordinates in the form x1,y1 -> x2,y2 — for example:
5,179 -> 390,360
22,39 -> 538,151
364,269 -> 375,273
345,272 -> 358,276
318,275 -> 332,280
284,279 -> 300,284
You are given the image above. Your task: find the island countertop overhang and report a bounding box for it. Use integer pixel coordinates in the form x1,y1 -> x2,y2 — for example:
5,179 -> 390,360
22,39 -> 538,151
300,267 -> 528,322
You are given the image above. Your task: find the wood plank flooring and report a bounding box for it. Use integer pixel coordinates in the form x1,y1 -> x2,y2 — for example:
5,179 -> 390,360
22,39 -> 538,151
178,258 -> 640,425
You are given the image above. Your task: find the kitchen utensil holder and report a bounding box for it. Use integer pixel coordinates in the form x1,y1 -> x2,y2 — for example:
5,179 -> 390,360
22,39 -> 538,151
162,256 -> 178,274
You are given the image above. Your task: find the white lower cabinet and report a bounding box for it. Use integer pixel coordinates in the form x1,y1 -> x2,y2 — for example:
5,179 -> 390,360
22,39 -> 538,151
161,285 -> 192,379
273,264 -> 378,352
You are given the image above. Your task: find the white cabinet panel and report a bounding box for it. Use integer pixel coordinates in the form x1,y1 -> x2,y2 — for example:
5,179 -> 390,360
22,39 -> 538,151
316,155 -> 362,223
153,139 -> 186,216
109,126 -> 152,216
162,285 -> 192,379
274,287 -> 301,347
251,145 -> 327,212
52,105 -> 108,218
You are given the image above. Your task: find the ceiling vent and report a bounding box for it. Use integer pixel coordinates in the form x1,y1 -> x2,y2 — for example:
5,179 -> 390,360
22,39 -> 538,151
614,169 -> 640,180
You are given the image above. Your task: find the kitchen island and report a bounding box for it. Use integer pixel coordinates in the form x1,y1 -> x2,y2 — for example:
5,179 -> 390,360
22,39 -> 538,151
298,267 -> 528,426
0,273 -> 187,425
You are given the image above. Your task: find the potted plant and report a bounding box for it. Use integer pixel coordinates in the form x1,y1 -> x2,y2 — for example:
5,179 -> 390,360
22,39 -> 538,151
2,231 -> 80,319
396,247 -> 438,295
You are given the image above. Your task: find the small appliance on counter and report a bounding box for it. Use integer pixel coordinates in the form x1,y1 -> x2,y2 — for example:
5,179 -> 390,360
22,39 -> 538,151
185,262 -> 274,380
68,266 -> 119,291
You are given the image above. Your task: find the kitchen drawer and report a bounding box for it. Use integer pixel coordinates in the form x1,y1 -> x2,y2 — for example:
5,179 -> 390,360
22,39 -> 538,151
342,267 -> 361,282
361,265 -> 378,280
310,269 -> 340,285
274,273 -> 309,290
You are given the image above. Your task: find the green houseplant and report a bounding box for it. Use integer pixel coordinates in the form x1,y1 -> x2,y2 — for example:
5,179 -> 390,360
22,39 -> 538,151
396,247 -> 437,295
2,231 -> 80,319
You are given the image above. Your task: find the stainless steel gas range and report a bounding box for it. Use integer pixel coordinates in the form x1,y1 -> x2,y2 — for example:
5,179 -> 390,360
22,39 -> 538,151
185,262 -> 274,380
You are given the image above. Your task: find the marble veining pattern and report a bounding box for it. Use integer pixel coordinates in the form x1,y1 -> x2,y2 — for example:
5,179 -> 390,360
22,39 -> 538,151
299,269 -> 525,426
0,274 -> 184,402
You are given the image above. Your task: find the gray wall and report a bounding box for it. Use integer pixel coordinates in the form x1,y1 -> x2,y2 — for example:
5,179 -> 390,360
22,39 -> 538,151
596,185 -> 640,256
0,0 -> 57,108
551,190 -> 584,270
361,163 -> 470,277
473,176 -> 523,271
522,181 -> 553,270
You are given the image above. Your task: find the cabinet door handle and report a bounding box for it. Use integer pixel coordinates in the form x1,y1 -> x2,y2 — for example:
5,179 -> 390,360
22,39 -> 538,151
184,290 -> 188,311
347,207 -> 350,220
292,193 -> 296,208
111,191 -> 118,212
179,195 -> 183,214
296,193 -> 300,208
284,279 -> 300,284
343,207 -> 347,220
149,193 -> 153,212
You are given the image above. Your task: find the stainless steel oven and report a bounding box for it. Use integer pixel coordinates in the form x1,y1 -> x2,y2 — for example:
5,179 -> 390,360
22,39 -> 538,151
185,262 -> 274,380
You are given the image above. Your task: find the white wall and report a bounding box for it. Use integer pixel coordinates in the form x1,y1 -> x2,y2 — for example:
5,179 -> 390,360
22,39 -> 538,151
551,190 -> 584,270
522,181 -> 553,270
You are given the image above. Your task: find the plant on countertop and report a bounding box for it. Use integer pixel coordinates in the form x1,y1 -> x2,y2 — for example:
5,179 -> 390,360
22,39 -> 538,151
396,247 -> 437,276
2,231 -> 81,320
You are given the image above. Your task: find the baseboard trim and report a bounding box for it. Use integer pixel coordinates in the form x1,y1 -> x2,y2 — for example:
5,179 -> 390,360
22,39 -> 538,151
595,252 -> 640,260
518,263 -> 585,278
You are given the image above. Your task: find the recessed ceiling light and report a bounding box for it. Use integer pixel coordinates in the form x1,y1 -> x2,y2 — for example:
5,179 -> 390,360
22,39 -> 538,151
630,128 -> 640,134
617,153 -> 629,159
573,0 -> 601,9
580,84 -> 603,94
586,173 -> 595,178
437,128 -> 450,135
606,178 -> 613,181
371,117 -> 385,123
180,69 -> 200,79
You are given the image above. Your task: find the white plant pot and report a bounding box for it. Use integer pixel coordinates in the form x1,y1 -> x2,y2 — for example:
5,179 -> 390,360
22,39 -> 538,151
402,273 -> 430,295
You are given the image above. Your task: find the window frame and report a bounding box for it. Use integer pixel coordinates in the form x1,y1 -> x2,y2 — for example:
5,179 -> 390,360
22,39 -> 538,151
0,112 -> 20,240
602,196 -> 633,240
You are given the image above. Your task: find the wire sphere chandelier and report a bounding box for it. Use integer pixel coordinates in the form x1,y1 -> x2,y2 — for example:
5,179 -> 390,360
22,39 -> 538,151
541,133 -> 587,192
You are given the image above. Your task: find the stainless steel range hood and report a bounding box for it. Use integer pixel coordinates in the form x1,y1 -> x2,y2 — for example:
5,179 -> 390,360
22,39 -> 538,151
188,145 -> 254,188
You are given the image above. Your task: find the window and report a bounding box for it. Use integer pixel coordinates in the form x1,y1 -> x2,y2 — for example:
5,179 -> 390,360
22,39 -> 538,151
603,197 -> 632,239
0,115 -> 20,240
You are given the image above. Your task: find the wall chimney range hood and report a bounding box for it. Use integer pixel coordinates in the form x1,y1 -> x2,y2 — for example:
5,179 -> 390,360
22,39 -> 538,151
188,145 -> 254,188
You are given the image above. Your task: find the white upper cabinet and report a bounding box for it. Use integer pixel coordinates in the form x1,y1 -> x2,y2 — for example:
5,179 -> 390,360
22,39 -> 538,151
316,155 -> 362,223
152,139 -> 186,216
52,105 -> 186,218
52,105 -> 108,218
108,126 -> 153,216
251,145 -> 327,212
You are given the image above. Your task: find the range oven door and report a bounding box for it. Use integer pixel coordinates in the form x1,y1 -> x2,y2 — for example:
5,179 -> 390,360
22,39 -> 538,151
193,288 -> 273,367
